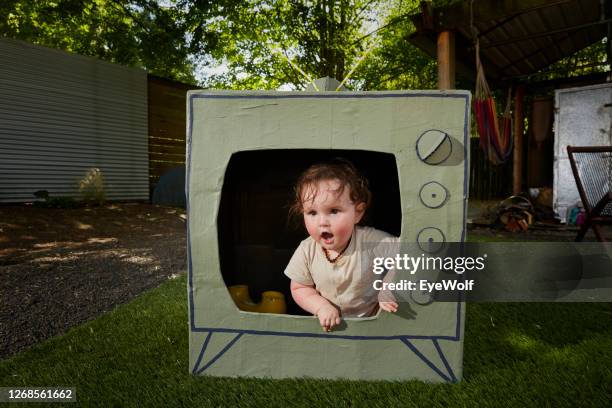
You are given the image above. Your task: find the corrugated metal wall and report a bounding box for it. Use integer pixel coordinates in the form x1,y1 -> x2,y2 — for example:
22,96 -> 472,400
0,38 -> 149,203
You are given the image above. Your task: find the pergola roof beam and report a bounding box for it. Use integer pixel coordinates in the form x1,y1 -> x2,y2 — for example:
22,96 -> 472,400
480,18 -> 612,49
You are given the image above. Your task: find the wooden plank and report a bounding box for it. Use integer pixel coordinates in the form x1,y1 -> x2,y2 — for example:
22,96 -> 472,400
435,0 -> 569,28
148,85 -> 189,101
149,104 -> 186,118
148,105 -> 186,118
149,126 -> 186,138
149,133 -> 185,141
149,130 -> 185,140
147,74 -> 197,190
148,94 -> 187,108
513,86 -> 525,194
149,135 -> 185,143
150,159 -> 185,166
437,31 -> 455,90
149,114 -> 187,131
149,151 -> 185,161
147,90 -> 187,107
149,143 -> 185,156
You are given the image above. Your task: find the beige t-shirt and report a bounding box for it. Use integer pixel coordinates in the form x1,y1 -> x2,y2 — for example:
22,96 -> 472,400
284,226 -> 397,317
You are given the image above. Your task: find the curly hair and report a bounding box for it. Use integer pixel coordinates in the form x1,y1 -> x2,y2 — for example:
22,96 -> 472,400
289,158 -> 372,221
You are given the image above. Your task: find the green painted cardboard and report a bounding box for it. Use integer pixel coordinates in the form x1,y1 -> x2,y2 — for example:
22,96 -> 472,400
187,90 -> 471,381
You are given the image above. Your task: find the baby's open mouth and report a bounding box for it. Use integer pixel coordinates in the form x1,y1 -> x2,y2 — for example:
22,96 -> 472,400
321,232 -> 333,240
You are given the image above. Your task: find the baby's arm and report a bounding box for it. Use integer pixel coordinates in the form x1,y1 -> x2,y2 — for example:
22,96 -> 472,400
378,270 -> 399,313
290,280 -> 341,332
372,232 -> 400,313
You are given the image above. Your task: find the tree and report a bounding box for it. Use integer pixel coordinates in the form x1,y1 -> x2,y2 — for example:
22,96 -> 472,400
0,0 -> 443,89
0,0 -> 196,83
352,0 -> 438,90
180,0 -> 445,90
182,0 -> 390,90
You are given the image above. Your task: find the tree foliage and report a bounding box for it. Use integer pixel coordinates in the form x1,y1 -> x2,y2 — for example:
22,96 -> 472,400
2,0 -> 606,91
353,0 -> 437,90
528,40 -> 608,83
0,0 -> 448,90
181,0 -> 443,90
0,0 -> 196,83
182,0 -> 392,90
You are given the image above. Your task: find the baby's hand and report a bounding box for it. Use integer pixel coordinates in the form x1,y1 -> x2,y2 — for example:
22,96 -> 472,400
316,303 -> 341,332
379,301 -> 398,313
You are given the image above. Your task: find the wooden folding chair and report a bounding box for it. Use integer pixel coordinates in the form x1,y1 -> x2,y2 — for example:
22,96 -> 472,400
567,146 -> 612,242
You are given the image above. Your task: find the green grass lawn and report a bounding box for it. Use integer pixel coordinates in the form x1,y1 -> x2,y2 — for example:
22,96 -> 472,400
1,231 -> 612,406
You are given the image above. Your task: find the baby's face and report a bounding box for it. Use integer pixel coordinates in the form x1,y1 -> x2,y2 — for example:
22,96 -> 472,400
301,179 -> 364,253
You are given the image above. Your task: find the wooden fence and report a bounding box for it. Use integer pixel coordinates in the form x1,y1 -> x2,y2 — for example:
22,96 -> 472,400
469,139 -> 513,200
147,75 -> 198,193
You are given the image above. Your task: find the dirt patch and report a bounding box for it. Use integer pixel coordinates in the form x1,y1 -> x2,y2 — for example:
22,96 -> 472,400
0,203 -> 186,360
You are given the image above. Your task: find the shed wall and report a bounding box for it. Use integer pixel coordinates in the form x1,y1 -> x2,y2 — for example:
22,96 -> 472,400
0,38 -> 148,203
553,83 -> 612,222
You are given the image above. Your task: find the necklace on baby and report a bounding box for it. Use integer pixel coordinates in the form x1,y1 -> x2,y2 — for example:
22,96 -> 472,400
323,237 -> 352,264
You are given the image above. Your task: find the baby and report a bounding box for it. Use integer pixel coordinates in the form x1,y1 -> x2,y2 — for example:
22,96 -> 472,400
284,159 -> 398,332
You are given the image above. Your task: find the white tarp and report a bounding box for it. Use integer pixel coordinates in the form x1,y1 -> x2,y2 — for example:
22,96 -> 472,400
553,83 -> 612,222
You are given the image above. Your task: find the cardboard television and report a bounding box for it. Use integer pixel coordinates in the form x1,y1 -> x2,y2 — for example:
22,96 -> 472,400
187,89 -> 471,381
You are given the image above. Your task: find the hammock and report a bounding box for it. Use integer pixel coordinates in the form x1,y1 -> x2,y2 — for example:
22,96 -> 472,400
473,40 -> 513,165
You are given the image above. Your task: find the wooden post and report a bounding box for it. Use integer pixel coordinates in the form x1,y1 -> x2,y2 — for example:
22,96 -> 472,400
513,86 -> 525,195
437,31 -> 455,90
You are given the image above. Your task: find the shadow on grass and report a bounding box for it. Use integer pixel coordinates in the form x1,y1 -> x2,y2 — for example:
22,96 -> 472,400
464,303 -> 612,374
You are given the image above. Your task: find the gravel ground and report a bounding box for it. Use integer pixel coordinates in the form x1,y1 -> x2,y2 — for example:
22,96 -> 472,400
0,203 -> 186,360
